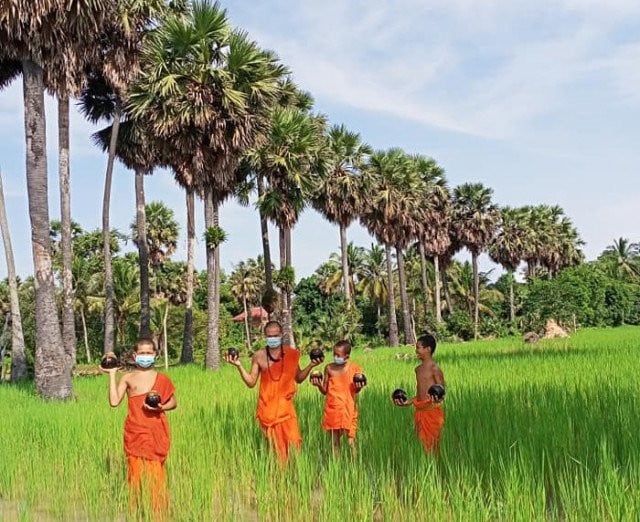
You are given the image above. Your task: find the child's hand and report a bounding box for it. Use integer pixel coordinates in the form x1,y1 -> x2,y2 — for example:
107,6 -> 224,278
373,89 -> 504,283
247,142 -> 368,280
310,375 -> 323,387
393,398 -> 410,407
309,358 -> 322,368
224,353 -> 241,367
143,402 -> 163,412
355,381 -> 366,391
99,366 -> 117,375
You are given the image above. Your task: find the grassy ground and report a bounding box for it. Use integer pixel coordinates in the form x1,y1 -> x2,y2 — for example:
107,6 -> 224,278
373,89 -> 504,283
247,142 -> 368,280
1,327 -> 639,521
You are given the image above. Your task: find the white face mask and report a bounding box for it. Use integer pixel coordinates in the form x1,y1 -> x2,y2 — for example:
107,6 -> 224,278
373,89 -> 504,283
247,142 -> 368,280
333,356 -> 346,365
266,336 -> 282,349
135,354 -> 155,368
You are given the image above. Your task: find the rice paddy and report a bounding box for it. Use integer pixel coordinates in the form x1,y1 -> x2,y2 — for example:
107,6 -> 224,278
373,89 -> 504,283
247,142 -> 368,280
1,327 -> 639,521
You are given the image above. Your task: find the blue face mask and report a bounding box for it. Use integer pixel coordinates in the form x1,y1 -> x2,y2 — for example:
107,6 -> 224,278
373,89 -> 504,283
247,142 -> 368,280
334,356 -> 346,365
266,337 -> 282,349
135,354 -> 155,368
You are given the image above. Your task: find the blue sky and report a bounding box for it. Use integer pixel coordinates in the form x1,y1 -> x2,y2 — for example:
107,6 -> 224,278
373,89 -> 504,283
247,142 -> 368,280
1,0 -> 639,280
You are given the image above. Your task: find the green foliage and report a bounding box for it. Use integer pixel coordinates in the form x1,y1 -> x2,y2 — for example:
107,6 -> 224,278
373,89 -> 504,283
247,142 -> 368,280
204,226 -> 227,250
521,264 -> 640,331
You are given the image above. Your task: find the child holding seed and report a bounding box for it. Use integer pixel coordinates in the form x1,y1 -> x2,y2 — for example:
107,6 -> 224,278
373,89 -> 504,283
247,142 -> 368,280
311,340 -> 366,451
393,334 -> 445,453
100,338 -> 177,518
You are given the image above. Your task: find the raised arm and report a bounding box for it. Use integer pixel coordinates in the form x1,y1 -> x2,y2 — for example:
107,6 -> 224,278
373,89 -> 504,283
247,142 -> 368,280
296,357 -> 321,384
225,352 -> 261,388
103,369 -> 128,407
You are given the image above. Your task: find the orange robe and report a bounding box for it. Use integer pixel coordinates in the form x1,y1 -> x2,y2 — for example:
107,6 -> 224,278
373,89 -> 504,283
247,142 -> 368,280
256,346 -> 302,462
124,372 -> 175,515
413,397 -> 444,453
321,362 -> 362,439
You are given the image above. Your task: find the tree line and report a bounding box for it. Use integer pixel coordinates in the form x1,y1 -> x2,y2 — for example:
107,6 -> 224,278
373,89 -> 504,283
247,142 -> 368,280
0,2 -> 637,399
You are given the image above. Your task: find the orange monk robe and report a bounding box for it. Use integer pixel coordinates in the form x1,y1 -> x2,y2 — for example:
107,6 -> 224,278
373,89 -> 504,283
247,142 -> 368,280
256,347 -> 302,462
124,373 -> 175,514
321,362 -> 362,439
413,397 -> 445,453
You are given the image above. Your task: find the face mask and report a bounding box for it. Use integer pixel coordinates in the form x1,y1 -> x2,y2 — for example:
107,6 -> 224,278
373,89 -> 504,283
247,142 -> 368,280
333,356 -> 346,365
135,354 -> 155,368
266,337 -> 282,349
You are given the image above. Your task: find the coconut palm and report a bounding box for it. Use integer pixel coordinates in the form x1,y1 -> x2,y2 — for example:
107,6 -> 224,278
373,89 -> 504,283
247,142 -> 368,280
0,172 -> 27,380
129,1 -> 287,368
448,261 -> 504,318
319,243 -> 366,296
452,183 -> 499,340
311,125 -> 371,307
488,207 -> 527,324
599,238 -> 640,282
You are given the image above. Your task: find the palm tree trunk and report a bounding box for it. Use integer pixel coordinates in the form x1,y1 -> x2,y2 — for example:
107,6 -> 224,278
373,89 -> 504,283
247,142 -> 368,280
434,255 -> 442,323
204,189 -> 221,370
385,244 -> 399,347
0,171 -> 27,381
242,295 -> 252,351
163,303 -> 169,371
102,104 -> 121,354
442,264 -> 453,315
472,252 -> 479,340
22,59 -> 71,399
257,173 -> 273,294
285,227 -> 295,347
181,188 -> 195,363
135,168 -> 151,338
80,307 -> 91,363
340,223 -> 352,307
278,226 -> 291,346
418,242 -> 430,317
58,95 -> 76,370
509,270 -> 515,325
396,245 -> 415,345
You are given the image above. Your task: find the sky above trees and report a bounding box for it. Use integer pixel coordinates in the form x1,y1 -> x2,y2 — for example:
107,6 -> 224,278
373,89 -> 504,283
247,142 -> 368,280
0,0 -> 638,279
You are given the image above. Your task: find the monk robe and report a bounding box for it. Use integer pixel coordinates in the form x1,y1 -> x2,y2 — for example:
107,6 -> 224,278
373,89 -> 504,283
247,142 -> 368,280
321,362 -> 363,439
413,397 -> 445,453
124,373 -> 175,514
256,346 -> 302,462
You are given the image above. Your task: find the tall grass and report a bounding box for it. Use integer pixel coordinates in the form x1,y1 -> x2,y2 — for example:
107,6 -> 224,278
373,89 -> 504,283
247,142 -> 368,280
1,327 -> 639,520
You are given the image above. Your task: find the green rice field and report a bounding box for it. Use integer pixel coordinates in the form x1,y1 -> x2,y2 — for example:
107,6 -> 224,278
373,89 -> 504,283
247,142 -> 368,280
1,327 -> 639,521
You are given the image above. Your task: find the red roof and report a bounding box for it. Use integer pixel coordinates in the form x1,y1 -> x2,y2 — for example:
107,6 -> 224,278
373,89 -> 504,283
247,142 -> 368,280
232,307 -> 269,322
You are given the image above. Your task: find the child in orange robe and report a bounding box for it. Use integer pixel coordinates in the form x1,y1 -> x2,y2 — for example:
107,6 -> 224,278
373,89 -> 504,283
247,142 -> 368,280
393,334 -> 445,453
101,338 -> 176,518
311,340 -> 366,450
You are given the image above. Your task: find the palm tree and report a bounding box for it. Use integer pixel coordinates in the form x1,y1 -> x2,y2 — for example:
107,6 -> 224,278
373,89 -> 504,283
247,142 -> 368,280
410,155 -> 450,323
312,125 -> 371,307
488,207 -> 527,324
253,107 -> 327,345
132,201 -> 179,301
452,183 -> 500,340
599,238 -> 640,282
230,261 -> 262,350
357,244 -> 388,335
360,149 -> 425,346
129,2 -> 287,368
93,119 -> 160,338
78,1 -> 173,355
0,172 -> 27,380
319,243 -> 365,296
448,261 -> 504,319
